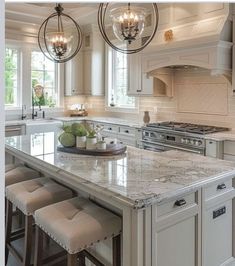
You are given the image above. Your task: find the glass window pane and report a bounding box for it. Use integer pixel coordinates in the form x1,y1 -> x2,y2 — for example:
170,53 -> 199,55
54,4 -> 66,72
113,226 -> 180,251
31,50 -> 57,107
5,48 -> 18,106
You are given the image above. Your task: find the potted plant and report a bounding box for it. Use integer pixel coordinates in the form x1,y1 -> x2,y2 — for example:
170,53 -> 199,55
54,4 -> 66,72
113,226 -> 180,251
86,129 -> 97,150
71,123 -> 87,148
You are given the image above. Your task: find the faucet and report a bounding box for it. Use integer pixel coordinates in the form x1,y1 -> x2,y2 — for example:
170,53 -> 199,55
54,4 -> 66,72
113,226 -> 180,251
21,105 -> 27,120
32,94 -> 37,119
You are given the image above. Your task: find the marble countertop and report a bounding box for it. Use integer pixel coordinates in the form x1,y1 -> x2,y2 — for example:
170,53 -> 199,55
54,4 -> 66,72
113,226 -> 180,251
53,116 -> 143,128
5,132 -> 235,209
205,131 -> 235,141
5,119 -> 62,127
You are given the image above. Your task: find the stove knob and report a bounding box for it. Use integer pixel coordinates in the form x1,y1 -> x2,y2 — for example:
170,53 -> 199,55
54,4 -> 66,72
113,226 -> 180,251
194,140 -> 199,146
159,134 -> 165,140
198,140 -> 202,146
181,138 -> 185,143
184,139 -> 189,144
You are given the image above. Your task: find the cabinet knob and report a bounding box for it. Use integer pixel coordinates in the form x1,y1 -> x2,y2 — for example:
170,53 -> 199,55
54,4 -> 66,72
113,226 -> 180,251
108,127 -> 112,130
217,184 -> 226,190
136,89 -> 142,92
125,130 -> 129,133
174,199 -> 186,207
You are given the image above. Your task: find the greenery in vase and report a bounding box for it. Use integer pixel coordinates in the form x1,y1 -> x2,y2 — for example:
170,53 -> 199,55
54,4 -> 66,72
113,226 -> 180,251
71,123 -> 87,137
87,129 -> 96,138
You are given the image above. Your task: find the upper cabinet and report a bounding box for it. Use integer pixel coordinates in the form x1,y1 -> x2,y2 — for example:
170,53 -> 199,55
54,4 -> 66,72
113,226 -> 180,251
64,52 -> 83,96
127,54 -> 174,97
64,25 -> 105,96
83,25 -> 105,96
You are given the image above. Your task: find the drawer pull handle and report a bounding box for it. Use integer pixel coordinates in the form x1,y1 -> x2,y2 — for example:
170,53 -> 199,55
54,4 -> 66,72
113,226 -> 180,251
174,199 -> 186,207
125,130 -> 129,133
137,89 -> 142,92
217,184 -> 226,190
108,128 -> 112,130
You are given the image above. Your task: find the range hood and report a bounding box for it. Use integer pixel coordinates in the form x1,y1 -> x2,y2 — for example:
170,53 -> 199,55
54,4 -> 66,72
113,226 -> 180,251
141,4 -> 233,82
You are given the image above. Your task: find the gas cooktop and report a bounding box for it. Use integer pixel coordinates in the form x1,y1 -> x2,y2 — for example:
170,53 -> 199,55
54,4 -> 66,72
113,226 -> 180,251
146,122 -> 229,135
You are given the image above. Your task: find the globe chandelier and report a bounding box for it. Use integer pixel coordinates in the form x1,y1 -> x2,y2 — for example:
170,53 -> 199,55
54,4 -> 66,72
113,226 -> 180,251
38,3 -> 83,63
98,3 -> 159,54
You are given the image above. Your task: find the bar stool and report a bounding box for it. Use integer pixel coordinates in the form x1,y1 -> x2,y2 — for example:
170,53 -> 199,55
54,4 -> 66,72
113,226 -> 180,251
5,165 -> 41,186
5,177 -> 73,266
5,163 -> 20,172
34,197 -> 122,266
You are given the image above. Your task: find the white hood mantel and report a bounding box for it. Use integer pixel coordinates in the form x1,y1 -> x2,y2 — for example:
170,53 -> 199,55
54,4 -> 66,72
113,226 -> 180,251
141,3 -> 233,82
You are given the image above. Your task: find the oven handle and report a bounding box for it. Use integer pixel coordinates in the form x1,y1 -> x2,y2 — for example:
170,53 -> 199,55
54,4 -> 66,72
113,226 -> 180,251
142,140 -> 203,154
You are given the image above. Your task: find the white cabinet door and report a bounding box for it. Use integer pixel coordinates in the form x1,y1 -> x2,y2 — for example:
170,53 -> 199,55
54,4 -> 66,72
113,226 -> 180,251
64,52 -> 83,96
155,216 -> 196,266
152,193 -> 199,266
128,54 -> 154,96
202,183 -> 235,266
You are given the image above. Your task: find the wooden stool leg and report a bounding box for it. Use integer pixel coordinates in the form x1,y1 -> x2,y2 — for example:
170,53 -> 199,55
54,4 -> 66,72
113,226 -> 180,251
5,199 -> 13,265
34,226 -> 43,266
67,253 -> 78,266
23,215 -> 33,266
78,252 -> 85,266
113,234 -> 121,266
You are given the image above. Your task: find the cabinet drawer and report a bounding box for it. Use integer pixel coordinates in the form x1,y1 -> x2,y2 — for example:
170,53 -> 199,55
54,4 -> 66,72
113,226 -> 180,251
103,124 -> 119,133
224,141 -> 235,155
118,136 -> 136,147
204,178 -> 232,200
156,193 -> 196,219
119,126 -> 135,136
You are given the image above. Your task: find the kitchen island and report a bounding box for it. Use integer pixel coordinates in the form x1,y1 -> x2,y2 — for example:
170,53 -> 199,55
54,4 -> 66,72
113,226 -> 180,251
5,132 -> 235,266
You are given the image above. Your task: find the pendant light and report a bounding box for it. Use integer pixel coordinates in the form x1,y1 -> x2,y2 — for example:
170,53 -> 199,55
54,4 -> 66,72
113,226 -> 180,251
38,3 -> 82,63
98,3 -> 158,54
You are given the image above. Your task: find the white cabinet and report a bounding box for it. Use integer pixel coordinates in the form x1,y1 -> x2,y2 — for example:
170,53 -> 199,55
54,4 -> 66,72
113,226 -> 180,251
64,52 -> 83,96
205,139 -> 223,159
202,179 -> 235,266
223,140 -> 235,161
93,122 -> 137,147
128,54 -> 174,97
83,25 -> 105,96
152,192 -> 199,266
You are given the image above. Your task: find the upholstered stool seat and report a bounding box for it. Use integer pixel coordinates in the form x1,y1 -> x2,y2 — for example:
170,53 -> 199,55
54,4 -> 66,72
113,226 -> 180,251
5,165 -> 40,186
34,197 -> 122,266
5,177 -> 73,266
5,163 -> 20,172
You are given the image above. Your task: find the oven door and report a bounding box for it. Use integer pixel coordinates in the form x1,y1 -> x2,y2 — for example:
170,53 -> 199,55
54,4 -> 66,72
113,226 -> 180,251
142,142 -> 168,152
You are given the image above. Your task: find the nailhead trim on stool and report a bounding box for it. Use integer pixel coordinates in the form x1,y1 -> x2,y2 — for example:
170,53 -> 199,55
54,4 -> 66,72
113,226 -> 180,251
34,197 -> 122,266
5,177 -> 73,266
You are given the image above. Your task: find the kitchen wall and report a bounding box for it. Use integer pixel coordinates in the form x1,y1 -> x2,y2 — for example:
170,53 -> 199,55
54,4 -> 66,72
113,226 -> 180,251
65,70 -> 235,129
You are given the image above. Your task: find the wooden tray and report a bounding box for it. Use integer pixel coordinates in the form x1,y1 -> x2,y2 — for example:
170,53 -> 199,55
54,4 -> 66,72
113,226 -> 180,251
57,144 -> 127,156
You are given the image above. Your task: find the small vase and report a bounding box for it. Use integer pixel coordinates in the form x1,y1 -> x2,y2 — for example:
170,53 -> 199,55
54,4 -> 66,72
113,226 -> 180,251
96,141 -> 106,150
143,111 -> 150,124
76,136 -> 86,148
86,137 -> 97,150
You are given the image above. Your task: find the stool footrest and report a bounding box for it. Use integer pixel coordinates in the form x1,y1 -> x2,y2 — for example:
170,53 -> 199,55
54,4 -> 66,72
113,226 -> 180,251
82,250 -> 105,266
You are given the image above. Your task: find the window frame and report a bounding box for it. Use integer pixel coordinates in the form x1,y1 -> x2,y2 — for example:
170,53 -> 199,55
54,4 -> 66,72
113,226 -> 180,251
105,45 -> 139,113
31,49 -> 59,108
5,41 -> 64,111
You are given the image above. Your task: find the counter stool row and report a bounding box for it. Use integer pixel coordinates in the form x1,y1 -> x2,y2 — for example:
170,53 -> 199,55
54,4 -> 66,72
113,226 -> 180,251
5,164 -> 122,266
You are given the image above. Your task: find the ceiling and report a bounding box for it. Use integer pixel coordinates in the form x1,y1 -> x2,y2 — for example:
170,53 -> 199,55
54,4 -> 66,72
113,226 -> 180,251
5,3 -> 99,32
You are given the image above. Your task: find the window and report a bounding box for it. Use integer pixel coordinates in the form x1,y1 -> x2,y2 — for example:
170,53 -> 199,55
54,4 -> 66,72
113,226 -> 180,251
31,51 -> 57,107
5,47 -> 19,107
106,48 -> 137,111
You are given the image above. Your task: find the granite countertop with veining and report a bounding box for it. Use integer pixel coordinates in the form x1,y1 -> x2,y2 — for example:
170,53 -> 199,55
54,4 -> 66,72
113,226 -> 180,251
205,130 -> 235,141
53,116 -> 143,128
5,132 -> 235,209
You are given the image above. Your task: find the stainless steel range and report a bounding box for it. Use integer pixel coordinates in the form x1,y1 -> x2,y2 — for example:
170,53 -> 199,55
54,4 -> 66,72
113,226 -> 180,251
142,122 -> 228,154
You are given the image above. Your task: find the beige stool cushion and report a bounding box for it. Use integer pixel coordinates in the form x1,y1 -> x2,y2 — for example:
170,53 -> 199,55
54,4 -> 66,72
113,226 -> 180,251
5,166 -> 41,186
5,163 -> 20,172
35,197 -> 122,254
5,177 -> 73,215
